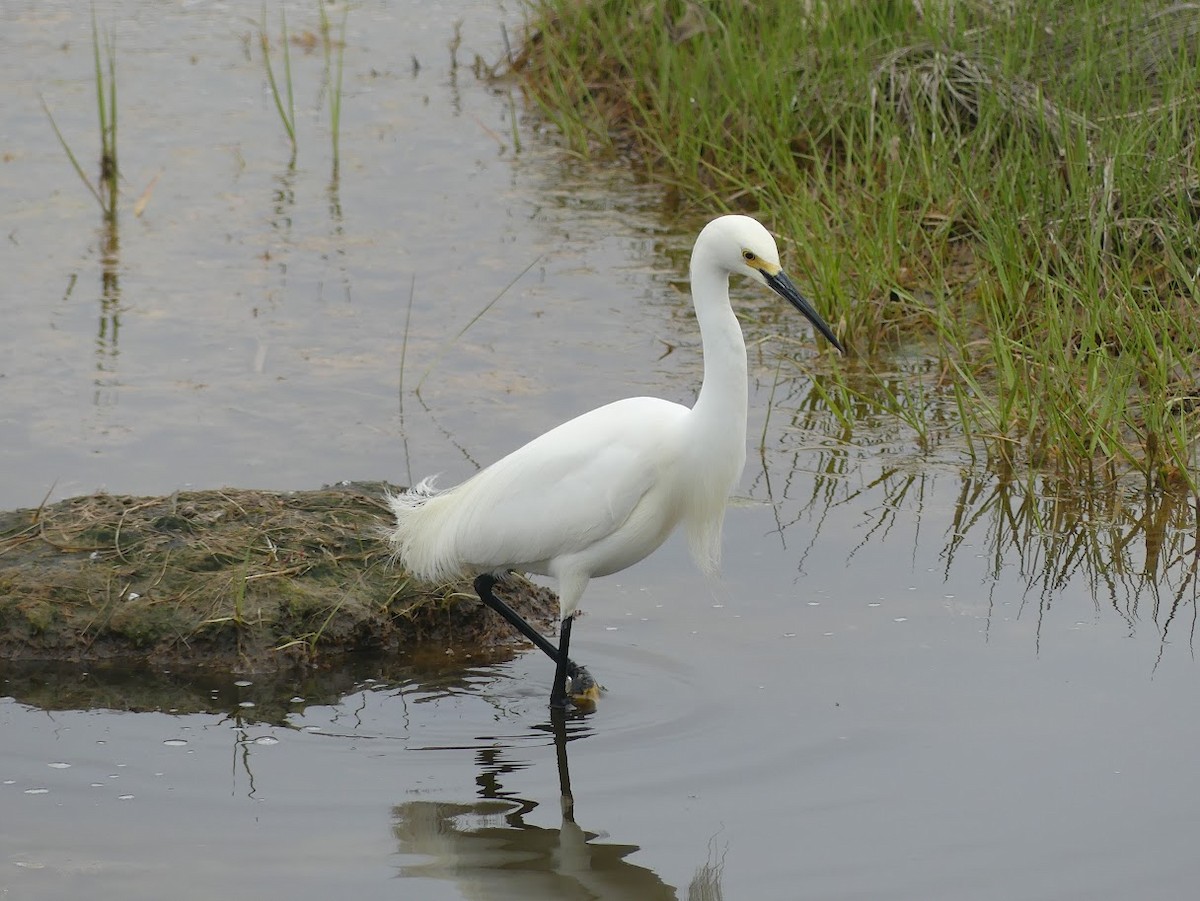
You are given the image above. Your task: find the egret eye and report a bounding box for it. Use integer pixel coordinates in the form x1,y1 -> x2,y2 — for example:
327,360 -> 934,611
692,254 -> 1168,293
742,250 -> 757,263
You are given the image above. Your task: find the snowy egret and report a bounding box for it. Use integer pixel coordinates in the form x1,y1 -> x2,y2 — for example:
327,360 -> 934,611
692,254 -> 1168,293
388,215 -> 844,707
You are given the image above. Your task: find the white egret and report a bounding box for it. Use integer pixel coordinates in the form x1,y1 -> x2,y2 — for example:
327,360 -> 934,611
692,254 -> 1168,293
387,214 -> 844,707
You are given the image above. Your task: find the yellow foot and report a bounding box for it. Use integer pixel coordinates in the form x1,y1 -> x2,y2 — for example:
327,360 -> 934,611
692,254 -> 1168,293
568,665 -> 603,706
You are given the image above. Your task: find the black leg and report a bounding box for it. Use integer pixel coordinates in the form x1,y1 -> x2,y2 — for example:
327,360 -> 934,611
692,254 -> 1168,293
474,574 -> 562,663
473,574 -> 599,704
549,615 -> 573,708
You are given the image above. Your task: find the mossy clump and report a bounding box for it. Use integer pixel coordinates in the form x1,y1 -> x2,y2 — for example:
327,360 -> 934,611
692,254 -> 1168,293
0,482 -> 557,671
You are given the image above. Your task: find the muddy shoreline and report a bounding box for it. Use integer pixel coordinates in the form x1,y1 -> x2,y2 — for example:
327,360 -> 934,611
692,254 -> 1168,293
0,482 -> 557,672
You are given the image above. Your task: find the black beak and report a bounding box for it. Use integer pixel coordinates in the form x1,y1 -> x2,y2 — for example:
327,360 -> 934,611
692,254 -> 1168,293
764,270 -> 844,354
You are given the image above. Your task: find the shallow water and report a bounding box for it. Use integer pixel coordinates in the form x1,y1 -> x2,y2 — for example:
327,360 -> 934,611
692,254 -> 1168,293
3,2 -> 1200,899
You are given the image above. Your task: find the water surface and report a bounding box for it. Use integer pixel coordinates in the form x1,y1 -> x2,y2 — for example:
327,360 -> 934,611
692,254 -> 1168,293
2,2 -> 1198,899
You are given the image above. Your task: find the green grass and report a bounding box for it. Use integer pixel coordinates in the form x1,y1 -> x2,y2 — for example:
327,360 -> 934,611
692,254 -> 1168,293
319,2 -> 349,179
259,3 -> 349,177
259,6 -> 297,163
515,0 -> 1200,489
40,9 -> 119,221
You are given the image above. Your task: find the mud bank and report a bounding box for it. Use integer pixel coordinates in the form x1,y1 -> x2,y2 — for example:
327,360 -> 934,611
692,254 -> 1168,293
0,482 -> 557,671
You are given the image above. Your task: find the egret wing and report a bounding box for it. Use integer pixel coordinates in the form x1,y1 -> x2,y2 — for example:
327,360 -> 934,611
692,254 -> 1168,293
446,397 -> 687,571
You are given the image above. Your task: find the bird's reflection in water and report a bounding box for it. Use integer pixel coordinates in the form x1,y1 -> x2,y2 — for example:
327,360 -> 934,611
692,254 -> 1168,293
392,710 -> 723,900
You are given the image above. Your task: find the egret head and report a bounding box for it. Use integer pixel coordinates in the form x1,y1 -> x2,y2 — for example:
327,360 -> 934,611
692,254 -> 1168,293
699,215 -> 845,353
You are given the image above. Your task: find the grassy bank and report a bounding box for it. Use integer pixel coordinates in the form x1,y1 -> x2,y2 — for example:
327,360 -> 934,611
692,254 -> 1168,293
515,0 -> 1200,486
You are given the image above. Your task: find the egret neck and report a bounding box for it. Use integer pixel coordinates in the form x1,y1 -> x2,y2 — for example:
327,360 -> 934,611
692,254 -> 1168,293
688,245 -> 749,479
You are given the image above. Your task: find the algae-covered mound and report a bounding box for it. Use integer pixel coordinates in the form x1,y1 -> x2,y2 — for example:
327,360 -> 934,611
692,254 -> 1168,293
0,482 -> 556,671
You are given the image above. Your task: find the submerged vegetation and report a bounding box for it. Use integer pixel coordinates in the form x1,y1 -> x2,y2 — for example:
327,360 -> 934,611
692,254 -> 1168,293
791,417 -> 1200,660
514,0 -> 1200,488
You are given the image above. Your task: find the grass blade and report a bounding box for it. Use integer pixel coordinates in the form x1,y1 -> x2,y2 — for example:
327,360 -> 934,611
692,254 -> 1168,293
39,93 -> 105,209
414,255 -> 543,396
260,5 -> 297,158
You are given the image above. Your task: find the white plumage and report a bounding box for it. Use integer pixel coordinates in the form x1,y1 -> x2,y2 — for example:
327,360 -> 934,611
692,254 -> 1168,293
387,214 -> 843,706
388,397 -> 723,616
